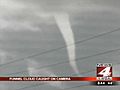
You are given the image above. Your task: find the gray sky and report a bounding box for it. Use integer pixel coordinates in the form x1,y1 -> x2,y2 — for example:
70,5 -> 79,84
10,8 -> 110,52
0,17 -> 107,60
0,0 -> 120,90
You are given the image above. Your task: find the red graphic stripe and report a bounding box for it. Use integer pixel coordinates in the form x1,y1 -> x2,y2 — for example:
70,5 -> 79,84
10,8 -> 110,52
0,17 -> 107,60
112,77 -> 120,81
0,77 -> 120,81
0,77 -> 96,81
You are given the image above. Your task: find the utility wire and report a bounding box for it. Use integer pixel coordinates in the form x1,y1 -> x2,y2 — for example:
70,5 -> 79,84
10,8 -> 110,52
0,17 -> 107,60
6,47 -> 120,75
0,28 -> 120,67
1,28 -> 120,90
15,60 -> 120,90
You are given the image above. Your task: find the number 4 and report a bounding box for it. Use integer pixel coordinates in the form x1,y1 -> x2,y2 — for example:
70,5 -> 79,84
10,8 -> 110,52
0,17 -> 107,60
98,67 -> 111,77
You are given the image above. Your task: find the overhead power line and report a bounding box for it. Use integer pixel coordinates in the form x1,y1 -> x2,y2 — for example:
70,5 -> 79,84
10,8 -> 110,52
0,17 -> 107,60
6,47 -> 120,76
0,27 -> 120,67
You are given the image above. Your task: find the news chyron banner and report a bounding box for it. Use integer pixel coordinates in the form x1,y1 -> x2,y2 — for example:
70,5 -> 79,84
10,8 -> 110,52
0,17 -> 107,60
0,63 -> 120,86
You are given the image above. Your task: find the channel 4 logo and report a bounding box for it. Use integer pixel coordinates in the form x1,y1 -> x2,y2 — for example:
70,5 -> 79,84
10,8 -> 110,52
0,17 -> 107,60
96,63 -> 113,85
